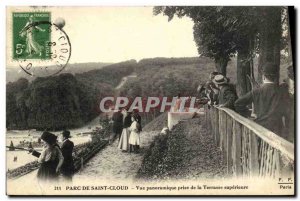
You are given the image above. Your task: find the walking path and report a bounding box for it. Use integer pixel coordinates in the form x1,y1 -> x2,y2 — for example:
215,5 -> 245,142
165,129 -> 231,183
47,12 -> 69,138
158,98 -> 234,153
115,74 -> 137,90
74,130 -> 159,181
7,114 -> 226,195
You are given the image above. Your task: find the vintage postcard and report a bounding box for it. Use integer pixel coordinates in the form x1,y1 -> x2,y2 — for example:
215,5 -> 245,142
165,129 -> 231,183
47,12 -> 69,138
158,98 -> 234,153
6,6 -> 295,196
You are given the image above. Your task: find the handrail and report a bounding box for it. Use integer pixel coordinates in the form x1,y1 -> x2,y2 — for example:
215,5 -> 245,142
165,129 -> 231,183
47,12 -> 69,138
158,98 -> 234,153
204,105 -> 294,178
217,107 -> 294,160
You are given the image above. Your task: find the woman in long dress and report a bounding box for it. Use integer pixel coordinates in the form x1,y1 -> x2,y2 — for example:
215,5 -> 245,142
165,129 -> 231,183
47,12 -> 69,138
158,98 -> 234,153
19,15 -> 45,57
128,115 -> 141,153
118,109 -> 132,152
30,131 -> 64,182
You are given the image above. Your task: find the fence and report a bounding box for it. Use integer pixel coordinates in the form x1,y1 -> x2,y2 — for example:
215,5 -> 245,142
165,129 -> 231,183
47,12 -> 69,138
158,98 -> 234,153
205,106 -> 294,178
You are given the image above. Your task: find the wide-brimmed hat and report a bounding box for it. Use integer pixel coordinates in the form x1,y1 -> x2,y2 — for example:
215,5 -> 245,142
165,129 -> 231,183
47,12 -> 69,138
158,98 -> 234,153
209,71 -> 221,80
40,131 -> 57,145
62,130 -> 71,138
213,74 -> 228,85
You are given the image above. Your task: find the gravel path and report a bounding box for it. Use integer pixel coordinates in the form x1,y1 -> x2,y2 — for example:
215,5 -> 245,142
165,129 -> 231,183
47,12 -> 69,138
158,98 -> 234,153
74,130 -> 160,181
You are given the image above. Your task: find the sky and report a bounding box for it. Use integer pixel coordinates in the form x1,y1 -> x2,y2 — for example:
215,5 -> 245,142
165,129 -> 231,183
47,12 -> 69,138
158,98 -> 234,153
35,7 -> 198,64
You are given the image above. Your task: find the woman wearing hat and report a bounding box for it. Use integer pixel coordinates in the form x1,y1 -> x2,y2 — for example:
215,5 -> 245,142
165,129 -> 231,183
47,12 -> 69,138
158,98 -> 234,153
29,131 -> 64,181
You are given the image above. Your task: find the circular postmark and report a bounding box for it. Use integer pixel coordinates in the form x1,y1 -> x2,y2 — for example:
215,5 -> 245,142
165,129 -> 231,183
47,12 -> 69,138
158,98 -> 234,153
17,21 -> 71,77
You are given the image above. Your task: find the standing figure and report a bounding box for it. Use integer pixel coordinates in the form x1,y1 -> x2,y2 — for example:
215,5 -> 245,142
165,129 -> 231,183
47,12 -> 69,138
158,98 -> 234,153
60,130 -> 75,181
132,107 -> 142,132
204,81 -> 219,107
174,94 -> 182,112
112,108 -> 124,142
213,75 -> 237,110
30,131 -> 64,182
129,114 -> 141,153
19,15 -> 45,57
280,65 -> 294,142
235,63 -> 284,135
118,108 -> 132,152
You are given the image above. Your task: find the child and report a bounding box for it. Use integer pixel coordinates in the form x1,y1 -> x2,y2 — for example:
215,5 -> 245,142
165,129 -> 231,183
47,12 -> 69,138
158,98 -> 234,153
128,114 -> 141,153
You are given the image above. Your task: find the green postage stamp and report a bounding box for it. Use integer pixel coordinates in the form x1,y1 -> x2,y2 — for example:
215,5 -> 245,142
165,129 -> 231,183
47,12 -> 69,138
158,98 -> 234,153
12,12 -> 51,60
10,10 -> 71,77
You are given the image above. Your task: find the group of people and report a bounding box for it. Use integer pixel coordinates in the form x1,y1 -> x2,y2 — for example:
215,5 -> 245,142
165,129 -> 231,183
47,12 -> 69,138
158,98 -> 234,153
199,62 -> 294,143
111,107 -> 142,153
28,107 -> 143,183
29,130 -> 75,182
198,71 -> 238,111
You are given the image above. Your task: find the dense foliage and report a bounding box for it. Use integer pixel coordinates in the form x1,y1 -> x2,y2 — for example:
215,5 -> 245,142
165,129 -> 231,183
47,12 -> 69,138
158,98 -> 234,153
137,123 -> 187,180
120,57 -> 236,98
7,74 -> 97,130
6,57 -> 237,131
6,61 -> 135,130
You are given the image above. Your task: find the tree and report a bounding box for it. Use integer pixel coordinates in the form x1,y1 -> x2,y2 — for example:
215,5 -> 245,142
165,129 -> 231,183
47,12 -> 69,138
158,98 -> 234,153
286,7 -> 295,64
257,7 -> 282,84
154,6 -> 237,76
154,6 -> 257,96
224,7 -> 259,96
154,6 -> 284,96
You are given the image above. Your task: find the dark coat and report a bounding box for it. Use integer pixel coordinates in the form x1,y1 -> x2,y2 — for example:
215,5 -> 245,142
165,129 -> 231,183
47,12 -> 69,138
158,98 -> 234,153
279,83 -> 294,142
123,113 -> 133,128
284,93 -> 294,142
133,112 -> 142,132
60,139 -> 74,176
217,84 -> 237,110
112,111 -> 123,134
235,83 -> 284,135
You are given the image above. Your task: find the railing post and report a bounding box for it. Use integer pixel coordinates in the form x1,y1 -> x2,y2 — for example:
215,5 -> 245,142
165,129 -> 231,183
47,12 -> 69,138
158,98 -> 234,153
207,106 -> 294,179
232,121 -> 242,177
222,112 -> 228,165
81,157 -> 84,170
249,132 -> 259,177
219,110 -> 223,150
226,115 -> 233,175
214,107 -> 220,146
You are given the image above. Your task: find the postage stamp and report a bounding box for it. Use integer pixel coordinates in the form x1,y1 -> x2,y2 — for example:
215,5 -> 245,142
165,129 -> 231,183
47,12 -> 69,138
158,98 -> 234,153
11,11 -> 71,77
13,12 -> 51,60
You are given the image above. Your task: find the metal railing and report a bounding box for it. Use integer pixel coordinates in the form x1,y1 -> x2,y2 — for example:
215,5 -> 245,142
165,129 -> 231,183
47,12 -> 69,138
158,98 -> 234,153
205,106 -> 294,178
